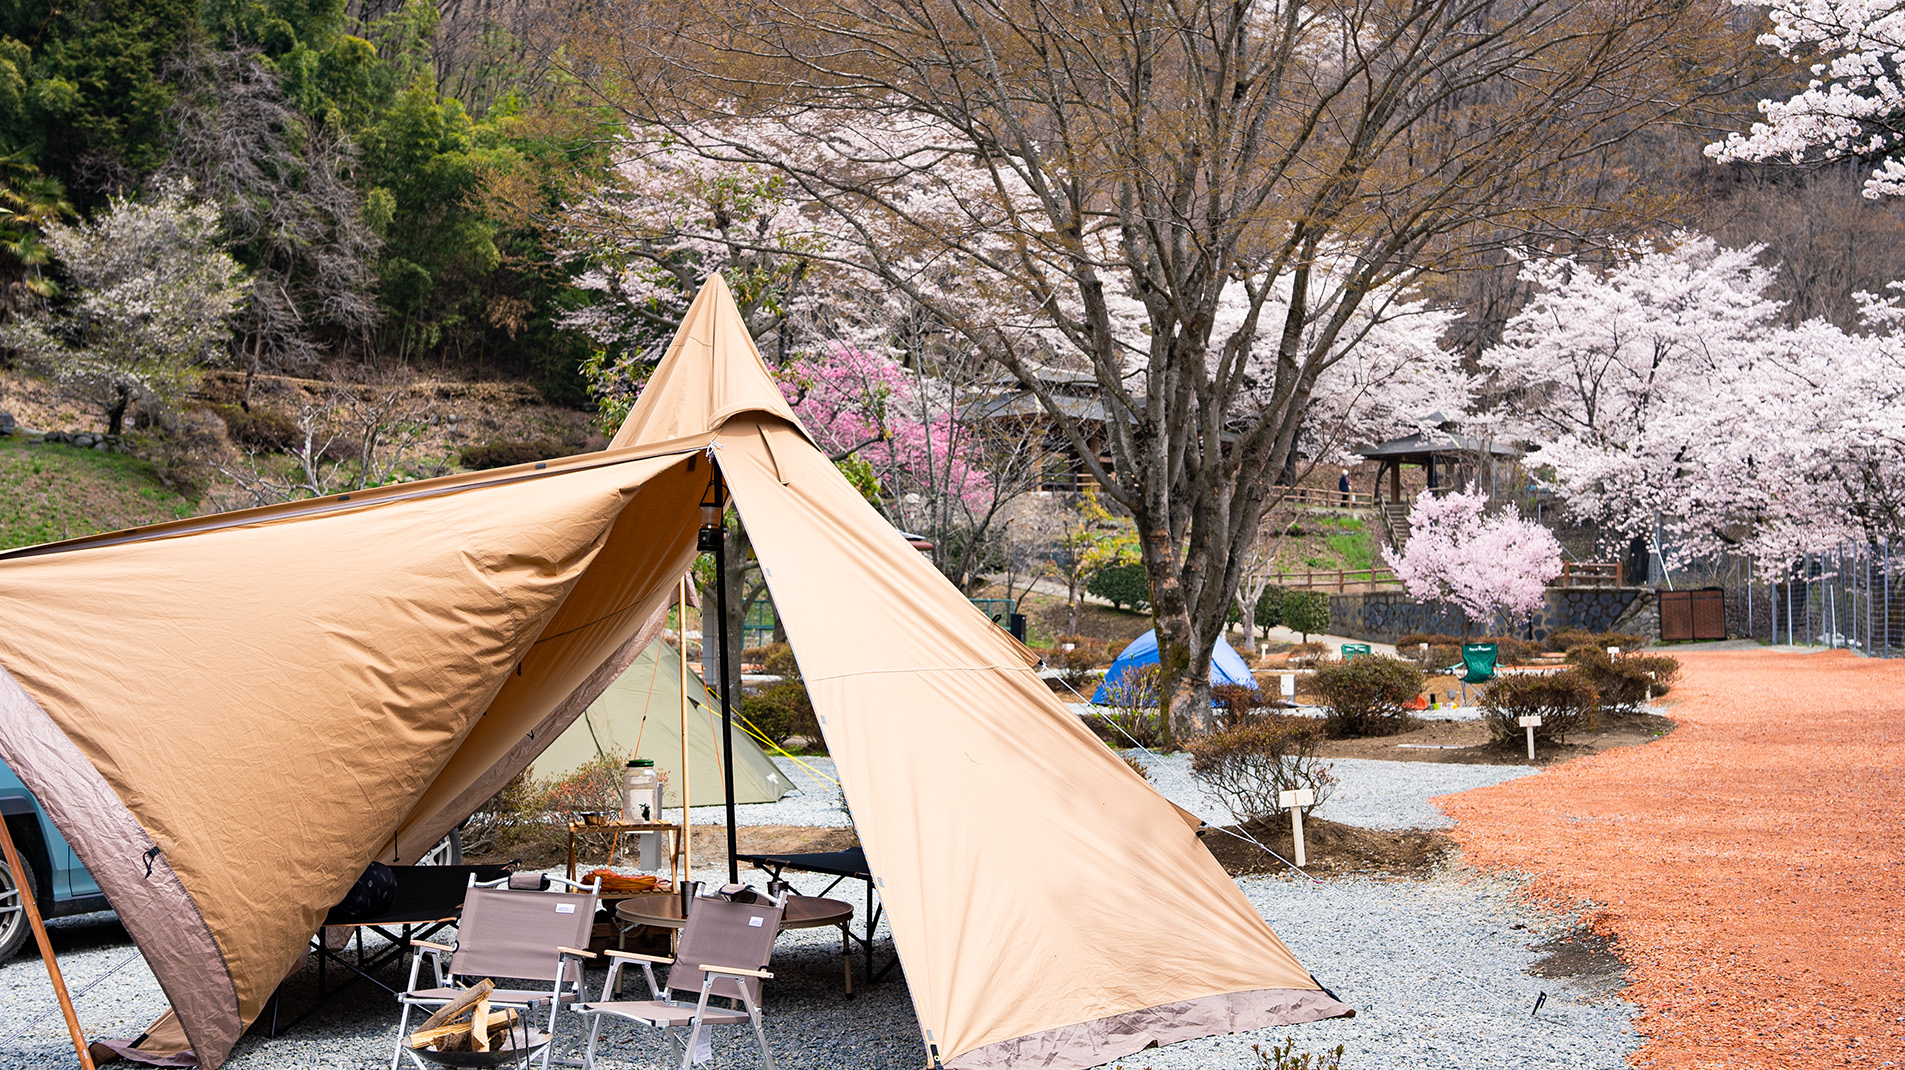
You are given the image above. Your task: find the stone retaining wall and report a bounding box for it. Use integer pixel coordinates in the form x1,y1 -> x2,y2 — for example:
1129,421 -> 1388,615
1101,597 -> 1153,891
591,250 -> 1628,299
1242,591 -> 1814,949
1332,587 -> 1656,644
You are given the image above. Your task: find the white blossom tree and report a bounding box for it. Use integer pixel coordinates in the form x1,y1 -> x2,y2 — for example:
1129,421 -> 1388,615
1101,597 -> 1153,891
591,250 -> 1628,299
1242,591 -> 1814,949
1480,231 -> 1905,566
562,0 -> 1729,739
0,186 -> 247,434
1384,485 -> 1563,633
1707,0 -> 1905,197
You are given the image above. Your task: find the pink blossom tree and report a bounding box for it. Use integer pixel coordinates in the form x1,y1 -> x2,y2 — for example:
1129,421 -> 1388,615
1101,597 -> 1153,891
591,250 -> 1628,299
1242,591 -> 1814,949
1384,486 -> 1564,634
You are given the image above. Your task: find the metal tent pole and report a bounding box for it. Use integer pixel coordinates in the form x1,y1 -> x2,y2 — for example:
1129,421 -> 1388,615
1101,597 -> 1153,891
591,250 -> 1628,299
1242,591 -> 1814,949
714,474 -> 740,885
678,577 -> 692,879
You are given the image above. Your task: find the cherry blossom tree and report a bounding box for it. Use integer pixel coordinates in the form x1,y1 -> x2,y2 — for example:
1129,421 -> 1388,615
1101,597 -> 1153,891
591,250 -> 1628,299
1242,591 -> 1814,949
1384,486 -> 1563,633
562,0 -> 1730,741
1707,0 -> 1905,197
1480,232 -> 1905,567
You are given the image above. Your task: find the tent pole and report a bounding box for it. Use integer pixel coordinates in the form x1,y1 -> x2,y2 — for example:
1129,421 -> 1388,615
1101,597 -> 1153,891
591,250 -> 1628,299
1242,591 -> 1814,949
0,816 -> 97,1070
713,468 -> 740,884
679,576 -> 692,882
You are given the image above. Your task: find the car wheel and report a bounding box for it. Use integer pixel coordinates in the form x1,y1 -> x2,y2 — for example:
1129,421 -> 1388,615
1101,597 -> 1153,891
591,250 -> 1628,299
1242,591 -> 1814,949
418,828 -> 463,867
0,850 -> 37,964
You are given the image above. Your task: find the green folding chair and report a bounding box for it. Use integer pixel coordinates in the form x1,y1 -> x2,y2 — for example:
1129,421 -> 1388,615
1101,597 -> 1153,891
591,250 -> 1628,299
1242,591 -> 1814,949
1454,642 -> 1497,706
1340,643 -> 1371,661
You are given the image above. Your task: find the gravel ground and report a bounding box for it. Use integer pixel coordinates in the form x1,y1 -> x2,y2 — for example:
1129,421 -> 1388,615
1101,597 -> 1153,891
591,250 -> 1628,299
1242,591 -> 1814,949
2,742 -> 1635,1070
687,756 -> 850,827
1134,751 -> 1539,830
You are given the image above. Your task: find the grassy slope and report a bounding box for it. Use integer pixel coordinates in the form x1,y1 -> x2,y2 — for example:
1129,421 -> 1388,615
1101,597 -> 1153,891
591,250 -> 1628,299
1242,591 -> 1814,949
1279,511 -> 1378,572
0,436 -> 199,551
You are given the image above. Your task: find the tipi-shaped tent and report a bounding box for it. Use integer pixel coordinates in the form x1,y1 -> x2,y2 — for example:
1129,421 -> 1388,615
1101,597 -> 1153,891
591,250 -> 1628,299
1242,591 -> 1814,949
528,637 -> 791,807
0,276 -> 1348,1070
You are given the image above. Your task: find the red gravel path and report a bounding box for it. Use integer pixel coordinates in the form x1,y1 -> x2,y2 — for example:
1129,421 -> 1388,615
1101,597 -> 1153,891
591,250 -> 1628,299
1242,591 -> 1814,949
1440,650 -> 1905,1069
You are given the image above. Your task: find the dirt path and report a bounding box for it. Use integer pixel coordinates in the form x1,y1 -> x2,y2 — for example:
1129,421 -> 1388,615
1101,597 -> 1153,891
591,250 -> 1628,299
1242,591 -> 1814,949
1440,650 -> 1905,1068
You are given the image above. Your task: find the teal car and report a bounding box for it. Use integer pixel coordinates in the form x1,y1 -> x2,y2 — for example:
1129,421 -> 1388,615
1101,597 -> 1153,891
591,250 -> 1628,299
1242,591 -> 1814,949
0,758 -> 108,962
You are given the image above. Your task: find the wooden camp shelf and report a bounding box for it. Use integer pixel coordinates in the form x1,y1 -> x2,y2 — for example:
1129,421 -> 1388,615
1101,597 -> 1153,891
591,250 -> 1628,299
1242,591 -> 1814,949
564,821 -> 682,886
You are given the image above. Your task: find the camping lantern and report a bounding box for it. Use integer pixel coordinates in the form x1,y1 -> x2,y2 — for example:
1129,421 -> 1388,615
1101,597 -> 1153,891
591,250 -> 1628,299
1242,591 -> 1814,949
697,472 -> 725,552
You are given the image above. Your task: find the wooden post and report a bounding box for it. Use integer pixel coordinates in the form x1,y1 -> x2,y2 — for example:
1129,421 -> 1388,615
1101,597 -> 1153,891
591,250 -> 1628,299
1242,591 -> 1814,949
1519,714 -> 1543,761
0,818 -> 96,1070
1279,789 -> 1315,867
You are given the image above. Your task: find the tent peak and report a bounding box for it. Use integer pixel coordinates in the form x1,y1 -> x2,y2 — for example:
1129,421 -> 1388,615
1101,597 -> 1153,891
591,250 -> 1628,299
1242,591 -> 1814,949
609,276 -> 815,451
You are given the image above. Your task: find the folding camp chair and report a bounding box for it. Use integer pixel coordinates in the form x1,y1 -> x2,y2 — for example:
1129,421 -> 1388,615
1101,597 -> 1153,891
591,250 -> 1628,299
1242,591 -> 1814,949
1453,642 -> 1497,706
574,884 -> 785,1070
391,874 -> 600,1070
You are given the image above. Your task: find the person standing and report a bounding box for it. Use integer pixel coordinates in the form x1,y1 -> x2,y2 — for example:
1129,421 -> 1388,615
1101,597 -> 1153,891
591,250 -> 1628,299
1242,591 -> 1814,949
1338,470 -> 1351,506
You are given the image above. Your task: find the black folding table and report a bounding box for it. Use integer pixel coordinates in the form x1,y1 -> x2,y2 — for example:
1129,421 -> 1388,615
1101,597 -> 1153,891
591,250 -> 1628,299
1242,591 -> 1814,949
735,847 -> 897,985
268,863 -> 512,1033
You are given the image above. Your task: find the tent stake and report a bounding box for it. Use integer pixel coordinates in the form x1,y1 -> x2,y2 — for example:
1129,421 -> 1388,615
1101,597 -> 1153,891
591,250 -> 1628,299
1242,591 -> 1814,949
0,816 -> 97,1070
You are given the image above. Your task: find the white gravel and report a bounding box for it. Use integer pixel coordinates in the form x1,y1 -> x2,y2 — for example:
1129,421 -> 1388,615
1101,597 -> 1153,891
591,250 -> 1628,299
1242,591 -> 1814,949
1133,752 -> 1540,830
688,756 -> 850,827
1,750 -> 1636,1070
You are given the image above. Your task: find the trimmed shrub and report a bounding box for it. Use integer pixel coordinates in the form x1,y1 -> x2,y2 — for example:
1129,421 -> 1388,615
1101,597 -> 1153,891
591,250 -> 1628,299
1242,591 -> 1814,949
1050,634 -> 1111,690
1549,628 -> 1650,653
1311,655 -> 1424,737
1398,632 -> 1541,666
743,642 -> 802,678
461,439 -> 562,471
743,680 -> 823,749
1286,641 -> 1327,668
1481,670 -> 1600,744
1564,647 -> 1680,714
1625,654 -> 1681,696
1087,562 -> 1151,612
1185,715 -> 1339,821
1211,683 -> 1270,728
1280,590 -> 1331,640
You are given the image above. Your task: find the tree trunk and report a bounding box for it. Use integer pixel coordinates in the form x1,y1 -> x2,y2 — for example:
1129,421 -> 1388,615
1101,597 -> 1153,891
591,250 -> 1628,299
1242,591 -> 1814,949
106,388 -> 128,436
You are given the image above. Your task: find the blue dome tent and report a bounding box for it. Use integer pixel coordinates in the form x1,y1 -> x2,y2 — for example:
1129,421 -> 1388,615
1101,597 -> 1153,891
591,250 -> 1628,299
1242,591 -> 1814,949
1090,629 -> 1260,703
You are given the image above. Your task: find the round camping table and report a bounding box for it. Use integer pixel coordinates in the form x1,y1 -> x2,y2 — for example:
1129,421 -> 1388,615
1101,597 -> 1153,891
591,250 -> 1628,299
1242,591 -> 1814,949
614,894 -> 855,995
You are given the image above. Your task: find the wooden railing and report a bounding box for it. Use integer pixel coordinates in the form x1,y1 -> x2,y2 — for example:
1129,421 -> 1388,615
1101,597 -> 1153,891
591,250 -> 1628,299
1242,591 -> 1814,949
1271,566 -> 1400,592
1552,561 -> 1624,588
1268,485 -> 1376,509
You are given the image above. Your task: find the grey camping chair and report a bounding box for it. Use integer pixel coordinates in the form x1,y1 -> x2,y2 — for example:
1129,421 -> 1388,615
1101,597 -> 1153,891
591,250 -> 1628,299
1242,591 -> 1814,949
573,883 -> 785,1070
391,873 -> 601,1070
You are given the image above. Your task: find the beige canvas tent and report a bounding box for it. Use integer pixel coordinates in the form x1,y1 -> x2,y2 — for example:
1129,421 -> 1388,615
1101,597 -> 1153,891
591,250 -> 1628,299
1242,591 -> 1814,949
527,637 -> 792,807
0,276 -> 1349,1070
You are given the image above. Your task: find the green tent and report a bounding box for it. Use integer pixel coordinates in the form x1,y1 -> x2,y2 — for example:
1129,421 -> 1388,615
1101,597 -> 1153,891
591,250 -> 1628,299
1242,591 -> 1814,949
529,639 -> 793,807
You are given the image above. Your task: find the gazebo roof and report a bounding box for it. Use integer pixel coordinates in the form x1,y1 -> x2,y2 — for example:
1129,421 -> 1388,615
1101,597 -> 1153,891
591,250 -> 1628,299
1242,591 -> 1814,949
1354,428 -> 1522,461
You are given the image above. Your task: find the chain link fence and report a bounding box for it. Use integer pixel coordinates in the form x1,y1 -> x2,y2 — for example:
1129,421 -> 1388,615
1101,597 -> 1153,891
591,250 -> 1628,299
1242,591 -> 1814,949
1717,542 -> 1905,657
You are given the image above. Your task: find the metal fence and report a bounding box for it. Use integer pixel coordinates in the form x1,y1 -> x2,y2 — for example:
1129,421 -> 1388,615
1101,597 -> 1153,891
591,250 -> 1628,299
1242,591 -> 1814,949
1718,541 -> 1905,657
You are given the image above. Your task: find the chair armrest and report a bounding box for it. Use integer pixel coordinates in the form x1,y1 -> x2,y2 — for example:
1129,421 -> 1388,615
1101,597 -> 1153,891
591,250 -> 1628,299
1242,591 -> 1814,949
556,946 -> 597,960
604,949 -> 673,964
412,940 -> 454,955
699,964 -> 773,980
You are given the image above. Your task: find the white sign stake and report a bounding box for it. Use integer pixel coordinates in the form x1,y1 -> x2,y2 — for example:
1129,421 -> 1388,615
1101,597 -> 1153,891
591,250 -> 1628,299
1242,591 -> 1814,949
1280,673 -> 1296,699
1519,714 -> 1543,760
1279,788 -> 1316,866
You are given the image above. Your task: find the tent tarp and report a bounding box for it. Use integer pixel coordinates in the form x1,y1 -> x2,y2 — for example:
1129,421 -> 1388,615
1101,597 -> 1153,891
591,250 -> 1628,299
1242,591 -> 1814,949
0,276 -> 1348,1070
527,638 -> 791,807
1091,630 -> 1260,703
